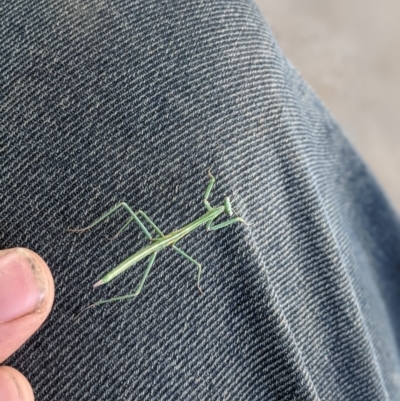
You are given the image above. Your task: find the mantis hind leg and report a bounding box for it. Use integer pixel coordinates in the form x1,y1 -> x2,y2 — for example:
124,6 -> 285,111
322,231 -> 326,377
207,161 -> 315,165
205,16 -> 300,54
91,252 -> 158,307
138,210 -> 203,294
68,202 -> 153,240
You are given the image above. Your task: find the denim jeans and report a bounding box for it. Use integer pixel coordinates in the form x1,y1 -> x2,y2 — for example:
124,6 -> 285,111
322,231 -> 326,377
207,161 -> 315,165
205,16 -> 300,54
2,0 -> 400,400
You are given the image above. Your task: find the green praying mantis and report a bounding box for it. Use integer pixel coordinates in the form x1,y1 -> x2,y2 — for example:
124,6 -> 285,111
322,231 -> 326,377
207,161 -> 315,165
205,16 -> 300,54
69,172 -> 248,309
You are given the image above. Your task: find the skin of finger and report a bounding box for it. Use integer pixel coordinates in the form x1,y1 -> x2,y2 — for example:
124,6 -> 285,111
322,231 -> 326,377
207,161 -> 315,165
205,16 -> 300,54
0,366 -> 34,401
0,248 -> 55,363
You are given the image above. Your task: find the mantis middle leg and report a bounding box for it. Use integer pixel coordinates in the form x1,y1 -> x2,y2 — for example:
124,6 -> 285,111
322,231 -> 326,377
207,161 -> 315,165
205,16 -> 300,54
137,210 -> 203,293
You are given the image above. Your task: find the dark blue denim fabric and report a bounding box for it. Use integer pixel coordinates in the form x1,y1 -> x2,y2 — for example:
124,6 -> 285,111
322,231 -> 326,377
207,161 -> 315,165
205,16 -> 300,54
2,0 -> 400,400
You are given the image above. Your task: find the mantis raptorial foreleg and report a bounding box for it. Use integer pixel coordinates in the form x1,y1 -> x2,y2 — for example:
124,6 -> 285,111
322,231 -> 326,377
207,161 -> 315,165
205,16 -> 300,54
203,171 -> 215,211
207,217 -> 246,231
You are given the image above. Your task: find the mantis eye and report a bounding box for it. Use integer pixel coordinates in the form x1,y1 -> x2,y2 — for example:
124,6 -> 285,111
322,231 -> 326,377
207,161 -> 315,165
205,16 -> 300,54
224,197 -> 233,216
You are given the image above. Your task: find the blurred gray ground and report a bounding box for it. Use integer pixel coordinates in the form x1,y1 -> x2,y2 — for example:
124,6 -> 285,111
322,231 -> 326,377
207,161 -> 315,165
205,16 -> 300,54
255,0 -> 400,212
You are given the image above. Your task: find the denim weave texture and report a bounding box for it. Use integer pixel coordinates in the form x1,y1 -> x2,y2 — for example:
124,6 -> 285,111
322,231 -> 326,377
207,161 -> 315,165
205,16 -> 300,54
2,0 -> 400,400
